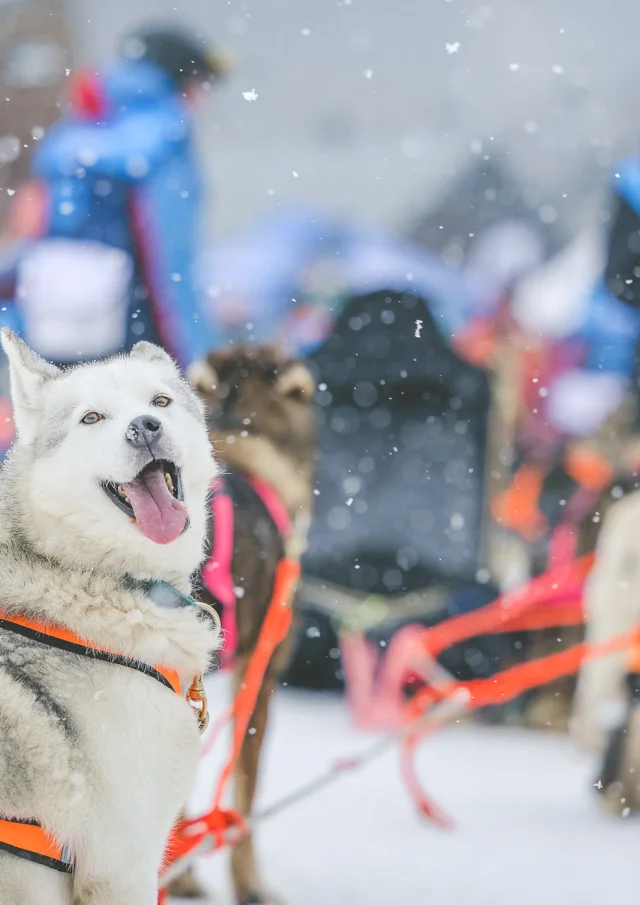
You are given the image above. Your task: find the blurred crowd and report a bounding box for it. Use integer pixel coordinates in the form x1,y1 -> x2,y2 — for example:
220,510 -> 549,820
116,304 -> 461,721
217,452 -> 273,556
3,17 -> 640,600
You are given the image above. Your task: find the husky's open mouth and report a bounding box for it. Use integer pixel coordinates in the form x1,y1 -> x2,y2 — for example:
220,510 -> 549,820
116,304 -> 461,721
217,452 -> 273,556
103,460 -> 187,545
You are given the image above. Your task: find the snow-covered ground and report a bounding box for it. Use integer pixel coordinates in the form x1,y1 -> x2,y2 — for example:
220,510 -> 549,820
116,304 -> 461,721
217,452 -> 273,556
181,673 -> 638,905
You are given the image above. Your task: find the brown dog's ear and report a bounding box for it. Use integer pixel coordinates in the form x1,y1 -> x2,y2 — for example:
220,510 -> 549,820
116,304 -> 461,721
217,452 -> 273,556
187,358 -> 219,395
274,361 -> 315,401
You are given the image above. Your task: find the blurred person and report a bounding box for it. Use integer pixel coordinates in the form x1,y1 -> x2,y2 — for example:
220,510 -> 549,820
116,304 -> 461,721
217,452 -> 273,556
481,217 -> 640,558
7,23 -> 228,370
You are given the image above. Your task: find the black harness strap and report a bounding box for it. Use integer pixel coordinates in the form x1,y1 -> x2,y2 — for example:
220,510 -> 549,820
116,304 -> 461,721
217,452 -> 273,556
0,618 -> 175,692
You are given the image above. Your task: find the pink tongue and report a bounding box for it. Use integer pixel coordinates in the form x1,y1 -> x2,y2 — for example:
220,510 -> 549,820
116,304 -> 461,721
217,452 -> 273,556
122,465 -> 187,545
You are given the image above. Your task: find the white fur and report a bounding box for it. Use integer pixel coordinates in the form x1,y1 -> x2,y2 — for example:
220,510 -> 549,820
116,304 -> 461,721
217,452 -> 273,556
572,491 -> 640,750
0,332 -> 220,904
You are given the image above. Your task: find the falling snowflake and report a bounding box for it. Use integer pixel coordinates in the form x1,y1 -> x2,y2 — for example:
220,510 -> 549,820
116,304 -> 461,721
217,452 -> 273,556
364,69 -> 373,79
445,42 -> 460,54
415,319 -> 423,338
242,88 -> 259,102
509,63 -> 520,71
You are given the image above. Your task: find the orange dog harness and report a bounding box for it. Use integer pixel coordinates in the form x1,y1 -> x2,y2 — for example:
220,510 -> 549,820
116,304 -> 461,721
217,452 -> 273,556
0,609 -> 184,873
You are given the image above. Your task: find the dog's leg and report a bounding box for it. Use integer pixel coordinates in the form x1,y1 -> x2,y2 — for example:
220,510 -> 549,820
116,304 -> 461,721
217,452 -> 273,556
165,857 -> 210,899
231,656 -> 278,905
573,495 -> 640,750
72,874 -> 159,905
599,691 -> 640,815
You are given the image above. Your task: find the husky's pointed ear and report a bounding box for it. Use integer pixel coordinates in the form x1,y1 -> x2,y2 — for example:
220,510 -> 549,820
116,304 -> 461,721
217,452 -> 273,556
275,360 -> 316,401
1,329 -> 61,442
130,342 -> 179,374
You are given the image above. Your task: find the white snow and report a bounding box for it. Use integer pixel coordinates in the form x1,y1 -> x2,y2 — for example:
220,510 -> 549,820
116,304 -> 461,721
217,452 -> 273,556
181,673 -> 638,904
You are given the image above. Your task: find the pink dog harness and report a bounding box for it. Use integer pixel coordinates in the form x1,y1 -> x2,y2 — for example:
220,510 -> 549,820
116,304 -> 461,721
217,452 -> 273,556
201,474 -> 291,664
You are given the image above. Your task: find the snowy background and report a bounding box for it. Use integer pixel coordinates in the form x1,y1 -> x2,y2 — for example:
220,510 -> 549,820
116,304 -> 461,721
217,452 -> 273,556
60,3 -> 640,899
71,0 -> 640,238
189,674 -> 638,905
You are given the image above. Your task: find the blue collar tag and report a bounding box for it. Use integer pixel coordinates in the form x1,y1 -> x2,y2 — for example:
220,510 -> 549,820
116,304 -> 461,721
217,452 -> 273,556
124,576 -> 197,610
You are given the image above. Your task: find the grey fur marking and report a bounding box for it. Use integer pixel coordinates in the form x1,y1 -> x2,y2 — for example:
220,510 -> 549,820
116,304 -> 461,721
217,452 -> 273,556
0,657 -> 75,741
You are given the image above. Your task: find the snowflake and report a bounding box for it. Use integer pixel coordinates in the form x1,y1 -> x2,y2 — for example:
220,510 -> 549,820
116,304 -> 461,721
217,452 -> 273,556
445,42 -> 460,54
242,88 -> 259,102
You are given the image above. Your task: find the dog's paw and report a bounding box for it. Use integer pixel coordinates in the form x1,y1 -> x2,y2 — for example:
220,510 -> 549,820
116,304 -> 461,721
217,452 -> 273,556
166,865 -> 211,900
599,779 -> 640,816
238,892 -> 284,905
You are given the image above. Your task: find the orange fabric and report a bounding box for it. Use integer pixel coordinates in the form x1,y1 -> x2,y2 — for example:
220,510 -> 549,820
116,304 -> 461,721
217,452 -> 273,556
627,634 -> 640,673
491,463 -> 547,540
452,318 -> 498,368
564,446 -> 614,493
166,806 -> 247,869
402,625 -> 640,827
212,557 -> 299,810
410,625 -> 639,722
0,609 -> 182,696
420,554 -> 594,659
495,600 -> 584,633
0,818 -> 65,862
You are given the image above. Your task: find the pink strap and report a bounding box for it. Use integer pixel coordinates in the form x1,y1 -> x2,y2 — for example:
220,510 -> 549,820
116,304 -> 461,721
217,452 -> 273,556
200,474 -> 291,666
547,524 -> 578,570
202,479 -> 237,662
244,474 -> 292,538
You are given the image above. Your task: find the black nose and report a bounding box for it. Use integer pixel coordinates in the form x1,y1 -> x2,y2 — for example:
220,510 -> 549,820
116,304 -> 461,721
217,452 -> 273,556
125,415 -> 162,449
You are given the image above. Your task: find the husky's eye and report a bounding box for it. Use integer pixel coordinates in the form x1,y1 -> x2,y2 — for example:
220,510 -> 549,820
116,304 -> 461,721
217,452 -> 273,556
152,394 -> 172,408
283,386 -> 305,402
81,412 -> 103,425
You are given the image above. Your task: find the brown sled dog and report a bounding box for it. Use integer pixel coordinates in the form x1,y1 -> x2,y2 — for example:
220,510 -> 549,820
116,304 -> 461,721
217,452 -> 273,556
169,345 -> 316,904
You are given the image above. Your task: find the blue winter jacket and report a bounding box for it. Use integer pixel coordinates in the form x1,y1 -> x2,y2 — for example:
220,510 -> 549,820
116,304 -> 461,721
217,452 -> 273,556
29,59 -> 209,367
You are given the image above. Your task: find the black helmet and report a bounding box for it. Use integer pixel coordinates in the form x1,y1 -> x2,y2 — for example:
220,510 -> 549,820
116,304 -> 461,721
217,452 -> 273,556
119,24 -> 230,87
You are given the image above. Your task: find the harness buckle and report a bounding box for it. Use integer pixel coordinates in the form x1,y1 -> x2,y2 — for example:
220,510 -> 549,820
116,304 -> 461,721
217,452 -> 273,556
187,675 -> 209,734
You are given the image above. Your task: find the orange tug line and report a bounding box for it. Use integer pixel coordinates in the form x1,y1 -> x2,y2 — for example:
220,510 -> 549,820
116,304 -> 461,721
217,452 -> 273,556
162,557 -> 301,887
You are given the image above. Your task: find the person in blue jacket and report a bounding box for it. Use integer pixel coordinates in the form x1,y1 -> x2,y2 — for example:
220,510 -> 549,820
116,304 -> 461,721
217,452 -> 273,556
12,24 -> 228,369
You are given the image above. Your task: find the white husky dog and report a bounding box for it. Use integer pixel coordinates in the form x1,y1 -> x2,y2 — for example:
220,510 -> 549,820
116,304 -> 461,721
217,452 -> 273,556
0,330 -> 219,904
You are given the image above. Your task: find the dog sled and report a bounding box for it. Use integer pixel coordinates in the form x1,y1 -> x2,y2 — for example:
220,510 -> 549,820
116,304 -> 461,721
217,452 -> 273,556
287,283 -> 514,693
